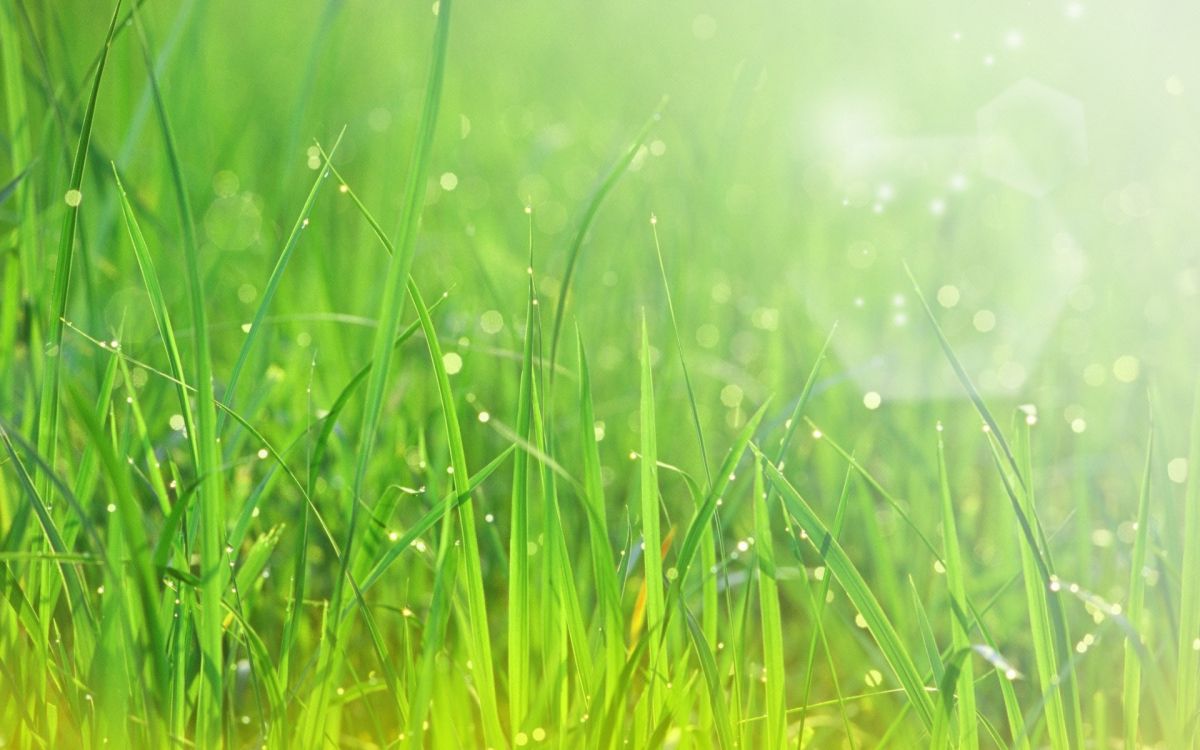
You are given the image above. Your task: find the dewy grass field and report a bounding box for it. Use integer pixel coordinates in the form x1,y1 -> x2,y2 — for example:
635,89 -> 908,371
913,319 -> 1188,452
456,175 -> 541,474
1,0 -> 1199,747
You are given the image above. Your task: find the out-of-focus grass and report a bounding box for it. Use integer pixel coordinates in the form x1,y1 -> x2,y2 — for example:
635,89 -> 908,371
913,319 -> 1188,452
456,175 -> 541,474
2,1 -> 1200,747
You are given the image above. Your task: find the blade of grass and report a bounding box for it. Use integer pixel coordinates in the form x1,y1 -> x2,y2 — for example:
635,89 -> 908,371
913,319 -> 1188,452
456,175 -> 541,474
508,231 -> 536,733
1175,379 -> 1200,744
216,129 -> 345,431
547,99 -> 666,376
1010,424 -> 1077,750
649,214 -> 710,483
753,454 -> 786,750
308,1 -> 453,741
128,2 -> 227,741
408,278 -> 506,747
638,313 -> 666,731
937,426 -> 978,750
35,0 -> 122,543
407,545 -> 458,750
576,332 -> 625,706
909,263 -> 1082,747
902,262 -> 1022,484
110,168 -> 198,466
758,447 -> 935,730
64,384 -> 168,740
1123,423 -> 1154,750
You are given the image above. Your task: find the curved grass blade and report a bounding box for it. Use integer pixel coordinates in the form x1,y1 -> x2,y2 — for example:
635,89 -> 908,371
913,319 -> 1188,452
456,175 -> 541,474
217,129 -> 346,430
649,214 -> 710,483
408,279 -> 506,747
547,98 -> 666,376
758,448 -> 935,730
111,167 -> 198,465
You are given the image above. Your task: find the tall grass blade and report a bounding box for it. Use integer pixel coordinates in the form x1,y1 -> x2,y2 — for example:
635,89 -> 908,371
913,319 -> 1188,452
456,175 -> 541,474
937,427 -> 978,750
1123,425 -> 1154,750
1176,380 -> 1200,744
759,448 -> 936,730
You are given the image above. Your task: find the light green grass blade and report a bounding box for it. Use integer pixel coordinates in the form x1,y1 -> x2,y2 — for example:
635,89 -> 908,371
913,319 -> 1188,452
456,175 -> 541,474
408,544 -> 459,750
110,168 -> 198,464
312,117 -> 506,750
64,385 -> 168,738
1176,379 -> 1200,745
1010,425 -> 1076,750
35,0 -> 122,519
358,446 -> 514,594
638,312 -> 666,732
683,608 -> 735,750
575,332 -> 624,705
649,214 -> 711,483
408,280 -> 506,747
794,464 -> 857,749
937,427 -> 977,750
308,2 -> 453,737
903,262 -> 1021,483
216,129 -> 345,429
1123,424 -> 1154,750
671,402 -> 769,598
128,2 -> 227,741
753,454 -> 787,750
508,242 -> 536,733
909,263 -> 1082,748
530,368 -> 596,725
759,447 -> 936,731
0,0 -> 37,383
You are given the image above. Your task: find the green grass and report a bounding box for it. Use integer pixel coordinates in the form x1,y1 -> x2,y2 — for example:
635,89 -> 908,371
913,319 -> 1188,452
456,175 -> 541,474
3,1 -> 1200,748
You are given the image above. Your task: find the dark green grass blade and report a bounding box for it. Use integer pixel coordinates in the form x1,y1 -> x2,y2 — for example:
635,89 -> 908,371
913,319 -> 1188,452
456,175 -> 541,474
0,164 -> 33,207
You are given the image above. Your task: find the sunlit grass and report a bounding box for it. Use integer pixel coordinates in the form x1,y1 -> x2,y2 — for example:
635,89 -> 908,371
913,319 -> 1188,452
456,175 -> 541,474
2,1 -> 1199,748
